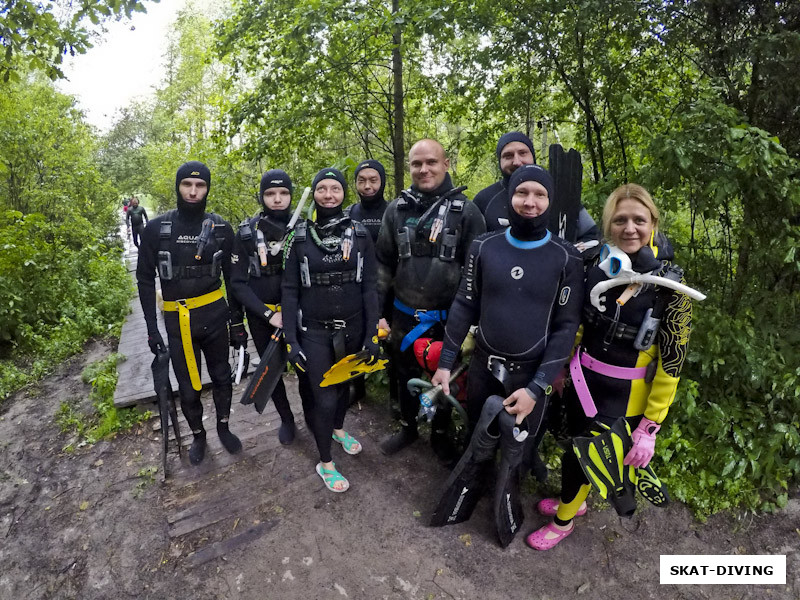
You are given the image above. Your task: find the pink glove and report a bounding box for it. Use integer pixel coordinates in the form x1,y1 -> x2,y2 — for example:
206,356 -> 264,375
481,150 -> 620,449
623,417 -> 661,468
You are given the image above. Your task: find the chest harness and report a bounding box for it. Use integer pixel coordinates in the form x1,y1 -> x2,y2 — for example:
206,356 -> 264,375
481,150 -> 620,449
157,210 -> 227,391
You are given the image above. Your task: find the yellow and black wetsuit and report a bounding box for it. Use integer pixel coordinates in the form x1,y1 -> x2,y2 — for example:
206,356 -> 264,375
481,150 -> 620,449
555,258 -> 692,524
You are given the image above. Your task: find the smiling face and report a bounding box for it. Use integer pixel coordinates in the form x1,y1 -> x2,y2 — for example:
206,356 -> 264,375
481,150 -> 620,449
409,140 -> 449,193
511,180 -> 550,218
499,141 -> 534,176
262,187 -> 291,211
355,168 -> 381,198
178,177 -> 208,203
608,198 -> 655,254
314,179 -> 344,208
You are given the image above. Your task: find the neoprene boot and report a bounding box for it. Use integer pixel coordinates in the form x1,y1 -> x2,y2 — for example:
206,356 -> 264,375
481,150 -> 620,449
278,419 -> 296,445
380,426 -> 419,455
429,395 -> 504,527
430,406 -> 457,463
494,410 -> 528,547
217,419 -> 242,454
189,430 -> 207,465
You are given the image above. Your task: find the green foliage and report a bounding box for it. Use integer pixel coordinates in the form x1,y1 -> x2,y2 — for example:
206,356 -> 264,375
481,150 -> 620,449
0,0 -> 157,82
0,211 -> 132,400
57,353 -> 151,446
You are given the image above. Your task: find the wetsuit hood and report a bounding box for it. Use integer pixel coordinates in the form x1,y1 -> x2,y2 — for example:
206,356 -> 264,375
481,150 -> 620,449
175,161 -> 211,219
259,169 -> 293,220
507,164 -> 554,242
496,131 -> 535,182
312,167 -> 347,223
354,159 -> 386,208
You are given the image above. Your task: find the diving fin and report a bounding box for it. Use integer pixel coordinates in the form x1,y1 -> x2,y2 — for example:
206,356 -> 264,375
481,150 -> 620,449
429,395 -> 504,527
320,350 -> 388,387
572,417 -> 637,518
240,327 -> 287,414
636,464 -> 670,507
493,409 -> 528,547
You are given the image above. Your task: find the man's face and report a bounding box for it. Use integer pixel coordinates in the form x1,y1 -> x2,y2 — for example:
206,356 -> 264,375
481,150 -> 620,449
179,178 -> 208,203
499,141 -> 534,176
263,187 -> 291,211
409,141 -> 449,193
355,168 -> 381,198
511,180 -> 549,218
131,198 -> 139,207
314,180 -> 344,208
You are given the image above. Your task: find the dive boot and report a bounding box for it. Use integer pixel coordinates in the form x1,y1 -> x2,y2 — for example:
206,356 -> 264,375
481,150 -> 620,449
278,419 -> 296,445
493,409 -> 528,547
429,395 -> 504,527
217,420 -> 242,454
189,431 -> 207,465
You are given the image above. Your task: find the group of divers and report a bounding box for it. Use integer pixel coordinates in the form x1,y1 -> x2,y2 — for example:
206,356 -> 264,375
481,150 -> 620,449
136,131 -> 705,551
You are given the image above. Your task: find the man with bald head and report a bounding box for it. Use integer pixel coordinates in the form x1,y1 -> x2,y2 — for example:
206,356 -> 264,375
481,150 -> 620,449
376,139 -> 486,456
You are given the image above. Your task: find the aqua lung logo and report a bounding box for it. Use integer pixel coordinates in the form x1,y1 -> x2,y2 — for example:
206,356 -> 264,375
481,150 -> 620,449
510,266 -> 524,280
177,234 -> 199,244
270,179 -> 283,185
559,286 -> 571,305
191,171 -> 200,176
326,171 -> 336,176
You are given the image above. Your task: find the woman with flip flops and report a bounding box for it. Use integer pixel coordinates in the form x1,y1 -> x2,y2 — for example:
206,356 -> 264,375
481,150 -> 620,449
281,168 -> 381,492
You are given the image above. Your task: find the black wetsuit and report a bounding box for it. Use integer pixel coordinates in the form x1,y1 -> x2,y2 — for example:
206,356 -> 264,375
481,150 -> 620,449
230,211 -> 297,426
557,248 -> 692,523
375,174 -> 486,441
438,229 -> 584,433
347,192 -> 390,403
127,204 -> 148,247
281,215 -> 378,463
474,178 -> 599,242
137,208 -> 235,435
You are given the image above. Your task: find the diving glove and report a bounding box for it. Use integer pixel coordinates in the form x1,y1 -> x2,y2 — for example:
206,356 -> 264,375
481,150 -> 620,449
148,331 -> 166,355
624,416 -> 660,468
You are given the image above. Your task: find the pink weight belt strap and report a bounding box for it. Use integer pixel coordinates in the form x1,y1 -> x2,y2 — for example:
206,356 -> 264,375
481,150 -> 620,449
569,346 -> 648,417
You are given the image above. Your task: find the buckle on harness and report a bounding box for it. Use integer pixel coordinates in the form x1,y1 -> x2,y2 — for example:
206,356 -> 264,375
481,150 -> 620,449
413,309 -> 427,321
331,319 -> 347,329
487,354 -> 505,370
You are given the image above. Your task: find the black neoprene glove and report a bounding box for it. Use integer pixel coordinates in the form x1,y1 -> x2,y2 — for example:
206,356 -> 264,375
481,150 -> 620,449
147,331 -> 165,355
286,342 -> 307,373
229,323 -> 247,349
363,331 -> 380,365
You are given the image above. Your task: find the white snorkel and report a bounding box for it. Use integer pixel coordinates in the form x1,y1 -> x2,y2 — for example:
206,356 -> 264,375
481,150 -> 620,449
590,244 -> 707,312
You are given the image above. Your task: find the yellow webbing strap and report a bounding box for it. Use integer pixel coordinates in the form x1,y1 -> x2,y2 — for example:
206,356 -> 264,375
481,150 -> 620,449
163,289 -> 224,391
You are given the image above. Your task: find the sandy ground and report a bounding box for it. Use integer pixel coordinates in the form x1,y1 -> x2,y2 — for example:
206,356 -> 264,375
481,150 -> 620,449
0,339 -> 797,600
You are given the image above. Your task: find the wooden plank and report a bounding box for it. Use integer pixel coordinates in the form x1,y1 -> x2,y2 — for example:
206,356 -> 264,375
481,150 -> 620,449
185,520 -> 278,568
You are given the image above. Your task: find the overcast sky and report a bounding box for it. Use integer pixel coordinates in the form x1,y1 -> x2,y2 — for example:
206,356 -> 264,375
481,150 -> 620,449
57,1 -> 187,132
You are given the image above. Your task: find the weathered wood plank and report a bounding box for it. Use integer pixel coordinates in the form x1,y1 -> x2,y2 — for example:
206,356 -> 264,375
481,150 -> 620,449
185,520 -> 279,568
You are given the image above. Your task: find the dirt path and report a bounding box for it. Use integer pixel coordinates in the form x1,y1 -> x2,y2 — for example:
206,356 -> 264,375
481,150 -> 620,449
1,340 -> 797,599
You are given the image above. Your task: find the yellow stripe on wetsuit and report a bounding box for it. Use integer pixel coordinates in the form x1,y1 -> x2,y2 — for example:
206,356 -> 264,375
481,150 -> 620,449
163,289 -> 224,391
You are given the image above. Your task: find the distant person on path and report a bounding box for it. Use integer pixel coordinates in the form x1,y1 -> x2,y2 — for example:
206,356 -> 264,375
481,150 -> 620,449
281,168 -> 380,492
375,139 -> 486,458
526,184 -> 693,550
229,169 -> 302,444
126,196 -> 148,247
137,161 -> 242,466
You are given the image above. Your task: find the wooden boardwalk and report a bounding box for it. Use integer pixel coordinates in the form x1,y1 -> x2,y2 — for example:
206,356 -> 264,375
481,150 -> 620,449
113,239 -> 258,408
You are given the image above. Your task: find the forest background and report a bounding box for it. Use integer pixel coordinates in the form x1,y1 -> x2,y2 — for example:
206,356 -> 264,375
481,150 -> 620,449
0,0 -> 798,518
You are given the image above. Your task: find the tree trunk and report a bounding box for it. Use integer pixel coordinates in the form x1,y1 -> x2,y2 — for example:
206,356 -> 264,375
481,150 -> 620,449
391,0 -> 405,197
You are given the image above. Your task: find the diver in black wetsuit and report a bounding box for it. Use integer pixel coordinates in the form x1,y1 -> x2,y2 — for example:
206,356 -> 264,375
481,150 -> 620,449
473,131 -> 598,242
126,196 -> 148,247
432,164 -> 584,435
137,161 -> 241,465
375,139 -> 486,457
281,168 -> 379,492
229,169 -> 300,445
347,159 -> 397,407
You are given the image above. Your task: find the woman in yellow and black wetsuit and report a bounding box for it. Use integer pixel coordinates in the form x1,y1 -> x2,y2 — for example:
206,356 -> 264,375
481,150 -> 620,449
526,183 -> 693,550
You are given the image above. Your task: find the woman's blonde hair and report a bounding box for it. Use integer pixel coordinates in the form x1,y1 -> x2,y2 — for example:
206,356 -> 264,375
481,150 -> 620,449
601,183 -> 660,240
